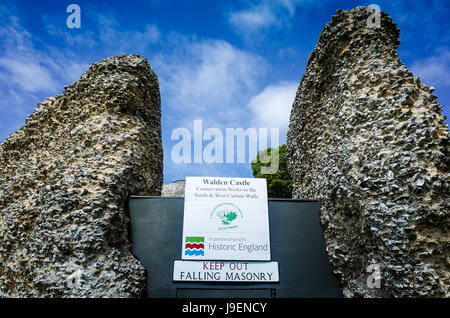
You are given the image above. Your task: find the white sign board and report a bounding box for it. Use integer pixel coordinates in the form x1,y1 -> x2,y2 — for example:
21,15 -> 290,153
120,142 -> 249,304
181,176 -> 271,260
173,260 -> 279,282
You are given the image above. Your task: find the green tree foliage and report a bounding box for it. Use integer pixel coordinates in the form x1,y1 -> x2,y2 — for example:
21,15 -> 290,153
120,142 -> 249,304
251,144 -> 293,198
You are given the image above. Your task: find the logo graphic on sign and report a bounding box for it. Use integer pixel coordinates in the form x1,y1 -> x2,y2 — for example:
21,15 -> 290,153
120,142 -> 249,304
184,236 -> 205,256
210,203 -> 243,230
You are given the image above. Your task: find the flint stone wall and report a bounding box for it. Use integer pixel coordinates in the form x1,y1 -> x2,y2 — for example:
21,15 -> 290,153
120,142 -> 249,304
0,54 -> 163,297
287,7 -> 449,297
161,180 -> 186,197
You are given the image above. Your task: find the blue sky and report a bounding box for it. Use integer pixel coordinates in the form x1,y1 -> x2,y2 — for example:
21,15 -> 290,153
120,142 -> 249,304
0,0 -> 449,184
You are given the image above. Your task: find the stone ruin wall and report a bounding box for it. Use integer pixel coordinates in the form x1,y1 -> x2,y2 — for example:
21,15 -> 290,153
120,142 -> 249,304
287,7 -> 449,297
0,54 -> 163,297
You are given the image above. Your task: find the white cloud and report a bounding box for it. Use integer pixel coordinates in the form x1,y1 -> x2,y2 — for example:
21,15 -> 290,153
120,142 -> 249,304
0,5 -> 88,94
0,58 -> 59,92
229,3 -> 278,31
153,36 -> 271,182
410,48 -> 450,87
278,0 -> 302,15
154,37 -> 266,127
0,4 -> 89,141
228,0 -> 307,38
247,81 -> 298,132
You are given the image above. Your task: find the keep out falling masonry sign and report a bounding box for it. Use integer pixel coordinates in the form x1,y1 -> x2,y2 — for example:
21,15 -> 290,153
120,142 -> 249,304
174,176 -> 278,283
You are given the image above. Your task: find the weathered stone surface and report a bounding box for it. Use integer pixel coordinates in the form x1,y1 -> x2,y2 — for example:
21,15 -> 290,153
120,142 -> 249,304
287,7 -> 449,297
161,180 -> 186,197
0,54 -> 163,297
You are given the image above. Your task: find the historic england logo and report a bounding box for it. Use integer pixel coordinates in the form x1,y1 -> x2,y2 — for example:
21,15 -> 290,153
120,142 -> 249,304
184,236 -> 205,256
210,203 -> 243,230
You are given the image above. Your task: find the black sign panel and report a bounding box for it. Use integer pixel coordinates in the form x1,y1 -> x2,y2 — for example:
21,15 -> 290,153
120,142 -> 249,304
128,196 -> 343,298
